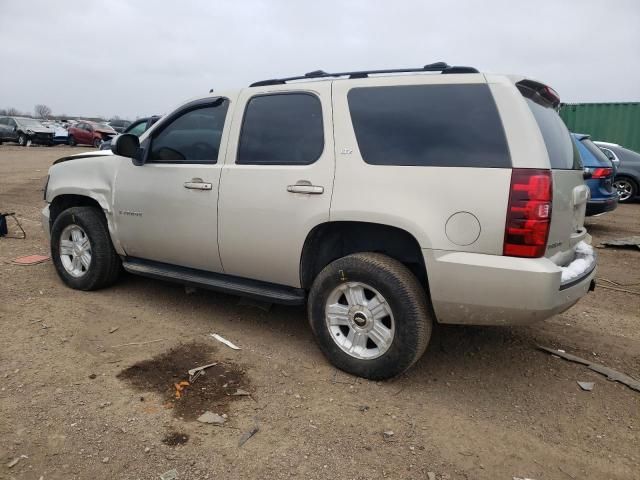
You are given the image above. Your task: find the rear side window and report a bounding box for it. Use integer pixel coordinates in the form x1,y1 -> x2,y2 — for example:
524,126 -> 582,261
347,84 -> 510,167
524,98 -> 581,169
237,93 -> 324,165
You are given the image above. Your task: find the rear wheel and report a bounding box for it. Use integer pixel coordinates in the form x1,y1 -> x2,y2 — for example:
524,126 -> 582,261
614,177 -> 637,203
308,253 -> 432,380
51,207 -> 121,291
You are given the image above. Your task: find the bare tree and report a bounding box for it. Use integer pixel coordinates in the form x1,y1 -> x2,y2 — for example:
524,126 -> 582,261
7,107 -> 20,116
0,109 -> 6,116
35,104 -> 52,119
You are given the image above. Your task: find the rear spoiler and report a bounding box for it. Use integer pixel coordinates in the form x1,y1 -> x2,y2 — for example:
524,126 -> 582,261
516,79 -> 561,108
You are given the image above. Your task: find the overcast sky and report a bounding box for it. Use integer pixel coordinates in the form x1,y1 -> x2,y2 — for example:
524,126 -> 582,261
1,0 -> 638,119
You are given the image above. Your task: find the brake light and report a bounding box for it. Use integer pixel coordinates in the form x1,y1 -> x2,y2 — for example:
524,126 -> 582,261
585,167 -> 612,179
503,169 -> 552,258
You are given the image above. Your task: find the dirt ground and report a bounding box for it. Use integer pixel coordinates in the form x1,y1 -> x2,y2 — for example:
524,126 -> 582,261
1,145 -> 639,480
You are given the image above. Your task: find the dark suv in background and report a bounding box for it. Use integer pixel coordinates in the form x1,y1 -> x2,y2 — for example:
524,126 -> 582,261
595,141 -> 640,203
572,133 -> 618,216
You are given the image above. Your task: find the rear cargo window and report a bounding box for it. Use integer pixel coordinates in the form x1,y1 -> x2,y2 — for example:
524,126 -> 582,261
347,84 -> 511,167
580,137 -> 611,165
524,98 -> 581,170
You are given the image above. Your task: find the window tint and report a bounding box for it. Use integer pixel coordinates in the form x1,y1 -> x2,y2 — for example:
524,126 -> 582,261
580,137 -> 611,165
347,84 -> 510,168
525,98 -> 581,169
237,93 -> 324,165
600,148 -> 615,162
149,100 -> 229,163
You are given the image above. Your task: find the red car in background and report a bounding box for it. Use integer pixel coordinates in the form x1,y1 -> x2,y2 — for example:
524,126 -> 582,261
67,121 -> 117,148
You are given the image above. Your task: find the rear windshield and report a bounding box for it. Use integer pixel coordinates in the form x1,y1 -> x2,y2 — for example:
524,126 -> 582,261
580,137 -> 611,165
347,84 -> 511,168
524,98 -> 581,169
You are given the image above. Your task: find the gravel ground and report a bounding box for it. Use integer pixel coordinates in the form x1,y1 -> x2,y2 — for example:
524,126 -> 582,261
1,145 -> 639,480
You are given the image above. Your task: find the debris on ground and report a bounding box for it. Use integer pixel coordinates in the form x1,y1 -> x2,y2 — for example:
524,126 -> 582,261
538,346 -> 640,392
101,457 -> 109,463
358,405 -> 370,412
7,455 -> 27,468
232,388 -> 251,396
160,468 -> 179,480
210,333 -> 241,350
382,430 -> 395,441
197,411 -> 227,425
188,362 -> 218,383
11,254 -> 49,265
577,381 -> 595,391
111,338 -> 165,348
600,236 -> 640,250
426,473 -> 436,480
596,278 -> 640,296
109,326 -> 119,334
162,432 -> 189,446
99,401 -> 111,408
513,477 -> 537,480
117,343 -> 248,420
174,381 -> 190,399
238,424 -> 259,447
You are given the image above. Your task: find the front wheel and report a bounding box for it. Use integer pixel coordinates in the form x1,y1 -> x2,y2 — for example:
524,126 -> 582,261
308,253 -> 432,380
614,177 -> 637,203
50,206 -> 121,290
68,135 -> 76,146
93,137 -> 102,148
18,134 -> 27,146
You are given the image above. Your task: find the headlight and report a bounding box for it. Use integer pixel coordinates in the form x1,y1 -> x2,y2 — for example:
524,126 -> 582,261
26,129 -> 33,134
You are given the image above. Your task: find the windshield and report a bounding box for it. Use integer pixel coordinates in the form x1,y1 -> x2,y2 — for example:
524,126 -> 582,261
96,123 -> 115,131
16,118 -> 45,128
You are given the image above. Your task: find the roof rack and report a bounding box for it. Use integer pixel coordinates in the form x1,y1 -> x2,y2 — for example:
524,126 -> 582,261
249,62 -> 479,87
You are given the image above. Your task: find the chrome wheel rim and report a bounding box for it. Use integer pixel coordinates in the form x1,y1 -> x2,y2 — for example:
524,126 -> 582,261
325,282 -> 395,360
59,225 -> 92,278
614,179 -> 633,201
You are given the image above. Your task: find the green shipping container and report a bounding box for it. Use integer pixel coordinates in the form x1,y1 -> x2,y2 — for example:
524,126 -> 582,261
559,103 -> 640,152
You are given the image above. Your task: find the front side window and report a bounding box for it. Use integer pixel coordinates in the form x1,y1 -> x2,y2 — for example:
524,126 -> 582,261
347,84 -> 511,168
237,93 -> 324,165
148,100 -> 229,163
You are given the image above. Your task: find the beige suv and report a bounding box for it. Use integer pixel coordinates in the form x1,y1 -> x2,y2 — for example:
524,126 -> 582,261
43,63 -> 597,379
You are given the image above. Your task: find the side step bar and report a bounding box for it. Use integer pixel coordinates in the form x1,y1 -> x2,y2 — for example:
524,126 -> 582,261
122,258 -> 306,306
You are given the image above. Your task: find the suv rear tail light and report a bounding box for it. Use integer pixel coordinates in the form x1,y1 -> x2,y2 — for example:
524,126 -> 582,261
583,167 -> 612,179
503,169 -> 552,258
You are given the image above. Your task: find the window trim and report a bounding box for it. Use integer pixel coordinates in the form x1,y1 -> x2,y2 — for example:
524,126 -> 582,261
236,92 -> 325,166
144,97 -> 229,165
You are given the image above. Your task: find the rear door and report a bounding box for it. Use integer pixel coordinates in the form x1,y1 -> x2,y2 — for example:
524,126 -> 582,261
218,83 -> 334,287
520,88 -> 587,266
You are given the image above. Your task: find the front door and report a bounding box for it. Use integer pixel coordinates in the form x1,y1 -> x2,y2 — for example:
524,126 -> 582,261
218,83 -> 335,287
113,97 -> 232,272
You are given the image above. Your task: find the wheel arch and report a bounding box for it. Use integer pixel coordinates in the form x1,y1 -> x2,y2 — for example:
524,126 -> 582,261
300,221 -> 429,292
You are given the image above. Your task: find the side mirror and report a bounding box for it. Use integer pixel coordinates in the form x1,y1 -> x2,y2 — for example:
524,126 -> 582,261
111,133 -> 141,162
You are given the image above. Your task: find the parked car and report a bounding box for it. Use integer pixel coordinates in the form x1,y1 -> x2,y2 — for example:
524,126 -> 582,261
0,116 -> 54,146
67,121 -> 117,147
571,133 -> 618,216
594,141 -> 640,202
108,119 -> 132,133
42,63 -> 596,379
100,116 -> 161,151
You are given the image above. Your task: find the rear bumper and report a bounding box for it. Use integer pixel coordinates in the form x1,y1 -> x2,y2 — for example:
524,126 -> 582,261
423,247 -> 596,326
586,197 -> 618,216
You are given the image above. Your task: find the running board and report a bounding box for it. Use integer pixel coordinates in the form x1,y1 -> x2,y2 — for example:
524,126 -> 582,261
122,258 -> 306,305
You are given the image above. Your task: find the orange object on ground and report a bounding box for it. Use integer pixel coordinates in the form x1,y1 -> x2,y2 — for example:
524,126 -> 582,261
12,255 -> 50,265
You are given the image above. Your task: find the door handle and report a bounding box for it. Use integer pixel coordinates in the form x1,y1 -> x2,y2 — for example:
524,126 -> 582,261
287,180 -> 324,195
184,178 -> 213,190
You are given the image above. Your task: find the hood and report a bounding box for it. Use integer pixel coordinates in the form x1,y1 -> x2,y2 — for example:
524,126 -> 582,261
20,125 -> 54,134
53,150 -> 114,165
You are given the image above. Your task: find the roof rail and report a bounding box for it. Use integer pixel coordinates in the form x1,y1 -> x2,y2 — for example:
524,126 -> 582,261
249,62 -> 479,87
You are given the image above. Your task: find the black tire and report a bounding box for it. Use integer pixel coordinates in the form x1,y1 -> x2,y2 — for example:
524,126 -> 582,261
614,176 -> 638,203
50,206 -> 121,291
68,135 -> 76,146
308,253 -> 432,380
18,134 -> 27,146
93,137 -> 101,148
